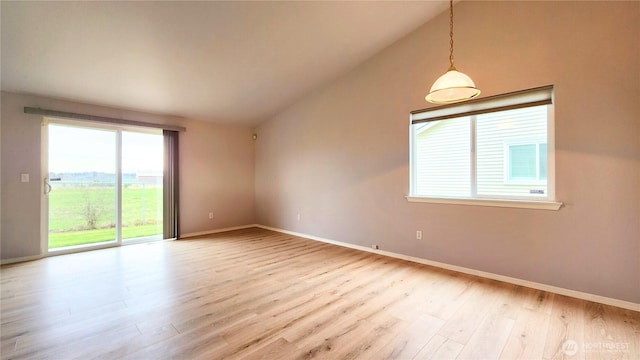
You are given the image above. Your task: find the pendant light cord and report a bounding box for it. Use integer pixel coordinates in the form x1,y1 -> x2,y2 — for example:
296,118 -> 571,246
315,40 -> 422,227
449,0 -> 456,71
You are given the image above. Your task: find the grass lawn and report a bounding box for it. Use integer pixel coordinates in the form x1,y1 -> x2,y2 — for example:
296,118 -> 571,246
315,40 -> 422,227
48,185 -> 163,248
49,224 -> 162,248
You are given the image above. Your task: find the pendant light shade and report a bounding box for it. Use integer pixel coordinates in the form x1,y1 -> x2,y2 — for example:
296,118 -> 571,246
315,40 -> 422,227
425,0 -> 480,104
425,67 -> 480,104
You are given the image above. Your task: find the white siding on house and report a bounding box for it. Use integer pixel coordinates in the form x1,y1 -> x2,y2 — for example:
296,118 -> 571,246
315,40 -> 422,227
415,118 -> 470,197
476,105 -> 547,197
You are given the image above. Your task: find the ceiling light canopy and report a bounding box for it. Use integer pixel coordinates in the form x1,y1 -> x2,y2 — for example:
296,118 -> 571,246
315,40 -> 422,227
425,0 -> 480,104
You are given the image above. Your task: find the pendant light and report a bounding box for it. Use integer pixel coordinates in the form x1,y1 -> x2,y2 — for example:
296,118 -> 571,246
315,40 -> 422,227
425,0 -> 480,104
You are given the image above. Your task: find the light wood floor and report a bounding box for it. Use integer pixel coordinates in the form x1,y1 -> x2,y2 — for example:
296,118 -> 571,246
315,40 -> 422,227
1,228 -> 638,360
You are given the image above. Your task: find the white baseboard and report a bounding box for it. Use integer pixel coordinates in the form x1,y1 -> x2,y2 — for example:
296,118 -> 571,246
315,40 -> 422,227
255,224 -> 640,312
180,224 -> 259,239
1,254 -> 43,265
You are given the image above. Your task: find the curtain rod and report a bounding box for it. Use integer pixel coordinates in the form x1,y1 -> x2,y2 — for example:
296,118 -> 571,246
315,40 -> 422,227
24,107 -> 186,132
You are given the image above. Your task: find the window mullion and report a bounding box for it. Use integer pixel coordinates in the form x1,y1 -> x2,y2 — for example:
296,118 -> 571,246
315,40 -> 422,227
535,143 -> 540,181
116,130 -> 123,245
470,115 -> 477,197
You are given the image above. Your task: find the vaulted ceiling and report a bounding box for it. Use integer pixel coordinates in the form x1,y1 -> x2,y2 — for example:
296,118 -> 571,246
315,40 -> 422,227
1,1 -> 448,126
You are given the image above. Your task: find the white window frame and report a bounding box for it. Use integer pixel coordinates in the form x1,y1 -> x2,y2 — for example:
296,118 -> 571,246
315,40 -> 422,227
407,85 -> 562,210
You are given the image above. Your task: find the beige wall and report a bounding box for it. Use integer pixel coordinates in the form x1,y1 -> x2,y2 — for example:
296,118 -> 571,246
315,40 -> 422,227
179,118 -> 255,234
255,1 -> 640,303
1,91 -> 256,260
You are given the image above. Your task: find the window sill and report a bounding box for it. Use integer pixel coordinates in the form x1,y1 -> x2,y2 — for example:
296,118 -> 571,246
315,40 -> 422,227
405,196 -> 563,210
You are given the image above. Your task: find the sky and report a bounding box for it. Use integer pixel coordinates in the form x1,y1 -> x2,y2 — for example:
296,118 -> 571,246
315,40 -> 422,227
48,124 -> 163,174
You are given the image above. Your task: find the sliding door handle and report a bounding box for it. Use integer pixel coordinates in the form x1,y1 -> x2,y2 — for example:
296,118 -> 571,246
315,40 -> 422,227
44,177 -> 52,195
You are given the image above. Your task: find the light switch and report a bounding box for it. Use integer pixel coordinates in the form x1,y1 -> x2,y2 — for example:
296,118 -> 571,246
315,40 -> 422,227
20,173 -> 30,183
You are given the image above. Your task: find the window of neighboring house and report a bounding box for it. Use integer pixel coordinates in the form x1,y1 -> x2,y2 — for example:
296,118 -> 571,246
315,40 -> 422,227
408,85 -> 562,210
505,141 -> 547,184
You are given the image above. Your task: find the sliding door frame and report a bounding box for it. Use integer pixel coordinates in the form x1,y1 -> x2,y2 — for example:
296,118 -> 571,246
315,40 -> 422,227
41,117 -> 167,256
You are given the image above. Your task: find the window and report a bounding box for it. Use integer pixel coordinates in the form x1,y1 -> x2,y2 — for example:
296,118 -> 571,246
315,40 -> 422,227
408,85 -> 561,210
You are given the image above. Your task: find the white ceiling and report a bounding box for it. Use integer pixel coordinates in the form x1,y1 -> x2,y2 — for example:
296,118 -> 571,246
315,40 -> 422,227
1,1 -> 447,126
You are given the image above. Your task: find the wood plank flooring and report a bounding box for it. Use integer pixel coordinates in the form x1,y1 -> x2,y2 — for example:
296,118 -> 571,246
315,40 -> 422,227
1,227 -> 638,359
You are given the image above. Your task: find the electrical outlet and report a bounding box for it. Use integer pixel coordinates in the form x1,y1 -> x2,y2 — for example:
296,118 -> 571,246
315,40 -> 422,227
416,230 -> 422,240
296,213 -> 301,221
209,212 -> 214,219
372,244 -> 379,250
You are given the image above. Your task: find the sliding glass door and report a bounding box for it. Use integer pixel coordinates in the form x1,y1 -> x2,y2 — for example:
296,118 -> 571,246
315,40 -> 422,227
47,124 -> 118,249
44,120 -> 163,252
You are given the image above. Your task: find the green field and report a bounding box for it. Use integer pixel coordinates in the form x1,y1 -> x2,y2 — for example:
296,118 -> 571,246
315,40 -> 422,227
49,185 -> 162,248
